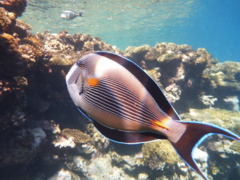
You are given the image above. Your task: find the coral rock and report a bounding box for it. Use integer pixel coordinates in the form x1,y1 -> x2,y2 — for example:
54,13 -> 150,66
15,19 -> 32,38
69,154 -> 135,180
49,169 -> 81,180
0,7 -> 16,34
180,108 -> 240,134
61,128 -> 91,144
19,35 -> 43,64
142,140 -> 180,169
0,0 -> 27,17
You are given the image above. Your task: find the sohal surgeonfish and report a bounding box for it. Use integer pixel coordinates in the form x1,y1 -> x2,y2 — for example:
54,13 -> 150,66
61,10 -> 83,20
66,51 -> 240,180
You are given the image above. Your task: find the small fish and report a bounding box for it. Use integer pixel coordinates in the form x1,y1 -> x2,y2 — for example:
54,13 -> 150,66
66,51 -> 240,180
61,10 -> 83,20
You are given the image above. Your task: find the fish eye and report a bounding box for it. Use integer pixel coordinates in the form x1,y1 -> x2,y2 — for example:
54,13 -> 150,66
77,60 -> 86,68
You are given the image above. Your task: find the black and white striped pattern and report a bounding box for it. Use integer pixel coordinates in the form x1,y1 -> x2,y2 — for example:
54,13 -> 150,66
83,77 -> 158,126
94,51 -> 181,121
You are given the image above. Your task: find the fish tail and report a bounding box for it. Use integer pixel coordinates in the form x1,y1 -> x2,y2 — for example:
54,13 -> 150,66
168,121 -> 240,180
79,12 -> 83,16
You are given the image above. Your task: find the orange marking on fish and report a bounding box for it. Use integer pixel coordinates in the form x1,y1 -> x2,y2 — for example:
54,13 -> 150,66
152,118 -> 170,130
86,78 -> 99,87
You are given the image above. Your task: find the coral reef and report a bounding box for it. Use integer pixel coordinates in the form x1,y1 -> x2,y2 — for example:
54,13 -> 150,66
199,95 -> 218,108
202,62 -> 240,110
49,169 -> 80,180
124,43 -> 240,112
36,31 -> 121,67
61,128 -> 91,144
181,108 -> 240,179
0,1 -> 121,178
18,35 -> 43,64
0,7 -> 16,34
124,43 -> 219,111
67,154 -> 135,180
142,140 -> 180,169
52,127 -> 97,154
0,0 -> 27,17
140,140 -> 210,179
0,127 -> 46,168
180,108 -> 240,134
86,123 -> 110,151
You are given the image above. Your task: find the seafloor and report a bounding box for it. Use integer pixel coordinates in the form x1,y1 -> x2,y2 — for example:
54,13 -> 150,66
0,1 -> 240,180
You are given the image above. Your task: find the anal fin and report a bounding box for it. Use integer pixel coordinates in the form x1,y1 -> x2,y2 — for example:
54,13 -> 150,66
93,120 -> 166,144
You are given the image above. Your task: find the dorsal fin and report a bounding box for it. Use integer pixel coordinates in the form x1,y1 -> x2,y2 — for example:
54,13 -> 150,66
94,51 -> 180,121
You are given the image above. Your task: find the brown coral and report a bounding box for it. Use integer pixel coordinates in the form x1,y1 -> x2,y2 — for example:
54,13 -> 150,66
0,33 -> 23,78
229,141 -> 240,154
61,128 -> 91,144
18,35 -> 43,64
0,0 -> 27,17
123,43 -> 218,110
15,19 -> 32,38
142,140 -> 180,169
0,7 -> 16,34
202,62 -> 240,110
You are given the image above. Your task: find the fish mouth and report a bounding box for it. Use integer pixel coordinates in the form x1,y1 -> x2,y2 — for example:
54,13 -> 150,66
66,63 -> 81,85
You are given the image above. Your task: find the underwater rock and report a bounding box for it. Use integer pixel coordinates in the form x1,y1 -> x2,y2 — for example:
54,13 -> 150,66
124,45 -> 153,64
0,7 -> 16,34
53,128 -> 96,154
199,95 -> 218,108
0,7 -> 30,38
86,123 -> 110,151
0,32 -> 23,78
124,42 -> 219,111
68,154 -> 135,180
37,31 -> 122,68
19,34 -> 43,65
140,140 -> 196,178
224,96 -> 239,112
142,140 -> 180,168
1,6 -> 122,177
203,61 -> 240,110
181,108 -> 240,134
138,173 -> 148,180
0,0 -> 27,17
15,19 -> 32,37
48,169 -> 81,180
229,141 -> 240,154
181,108 -> 240,179
61,128 -> 91,144
53,135 -> 76,148
193,148 -> 209,163
30,127 -> 46,149
205,137 -> 240,179
0,128 -> 43,168
145,67 -> 161,86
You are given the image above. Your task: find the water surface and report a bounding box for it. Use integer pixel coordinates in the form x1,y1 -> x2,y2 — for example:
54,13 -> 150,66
20,0 -> 240,62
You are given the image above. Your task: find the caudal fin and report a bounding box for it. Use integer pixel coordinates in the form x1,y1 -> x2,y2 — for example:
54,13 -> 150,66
169,121 -> 240,180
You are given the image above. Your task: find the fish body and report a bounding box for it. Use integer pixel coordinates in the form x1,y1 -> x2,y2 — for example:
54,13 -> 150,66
67,54 -> 171,133
66,51 -> 240,180
61,10 -> 83,20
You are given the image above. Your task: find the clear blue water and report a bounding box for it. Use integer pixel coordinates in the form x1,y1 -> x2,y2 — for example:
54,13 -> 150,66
20,0 -> 240,62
